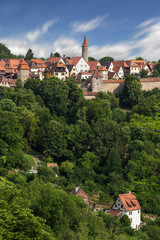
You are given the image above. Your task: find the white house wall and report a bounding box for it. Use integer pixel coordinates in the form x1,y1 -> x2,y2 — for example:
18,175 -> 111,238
126,210 -> 141,229
76,58 -> 90,73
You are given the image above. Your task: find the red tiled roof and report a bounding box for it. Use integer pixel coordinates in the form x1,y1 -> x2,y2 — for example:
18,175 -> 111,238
82,34 -> 88,47
47,163 -> 58,168
18,59 -> 30,70
113,61 -> 124,67
0,61 -> 6,68
108,71 -> 118,79
71,57 -> 81,66
113,66 -> 121,72
92,69 -> 103,78
99,66 -> 108,71
68,59 -> 73,65
108,209 -> 122,217
0,66 -> 6,71
125,60 -> 140,68
119,193 -> 141,212
46,57 -> 62,63
57,62 -> 66,68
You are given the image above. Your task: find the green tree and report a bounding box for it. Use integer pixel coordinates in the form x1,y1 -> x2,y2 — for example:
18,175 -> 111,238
0,43 -> 15,58
25,48 -> 34,60
15,78 -> 23,89
37,119 -> 67,160
119,75 -> 143,108
88,57 -> 97,61
136,57 -> 144,60
54,52 -> 60,57
139,69 -> 148,78
99,56 -> 114,62
0,181 -> 55,240
40,77 -> 69,117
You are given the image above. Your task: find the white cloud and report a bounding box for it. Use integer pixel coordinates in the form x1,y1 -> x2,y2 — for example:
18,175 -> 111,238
136,22 -> 160,60
137,18 -> 155,29
1,17 -> 160,61
71,16 -> 106,32
26,19 -> 58,42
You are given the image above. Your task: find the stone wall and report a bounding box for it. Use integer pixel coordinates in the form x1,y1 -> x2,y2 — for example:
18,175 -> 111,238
84,78 -> 160,99
102,78 -> 160,94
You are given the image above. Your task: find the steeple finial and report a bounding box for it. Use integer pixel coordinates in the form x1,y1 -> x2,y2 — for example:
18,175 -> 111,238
82,34 -> 88,47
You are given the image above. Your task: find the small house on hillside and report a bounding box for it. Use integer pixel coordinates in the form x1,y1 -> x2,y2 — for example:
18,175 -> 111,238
108,193 -> 141,229
47,163 -> 58,168
71,187 -> 94,208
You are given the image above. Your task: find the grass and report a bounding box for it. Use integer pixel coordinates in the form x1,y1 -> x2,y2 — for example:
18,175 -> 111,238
23,154 -> 35,168
25,148 -> 41,156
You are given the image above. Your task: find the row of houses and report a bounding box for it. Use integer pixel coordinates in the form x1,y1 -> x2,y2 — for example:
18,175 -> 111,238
0,35 -> 157,88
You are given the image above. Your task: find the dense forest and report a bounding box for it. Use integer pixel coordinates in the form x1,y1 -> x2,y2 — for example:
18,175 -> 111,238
1,76 -> 160,239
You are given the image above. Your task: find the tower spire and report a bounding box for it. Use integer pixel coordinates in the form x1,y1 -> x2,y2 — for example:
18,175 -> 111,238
82,34 -> 88,47
82,34 -> 88,62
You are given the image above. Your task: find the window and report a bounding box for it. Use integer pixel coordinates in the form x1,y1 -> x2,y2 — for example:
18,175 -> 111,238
61,73 -> 64,75
138,210 -> 140,213
130,218 -> 132,223
55,73 -> 58,76
129,212 -> 132,215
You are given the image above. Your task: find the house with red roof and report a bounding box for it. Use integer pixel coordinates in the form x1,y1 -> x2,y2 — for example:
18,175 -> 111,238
108,193 -> 141,229
71,187 -> 94,208
70,56 -> 90,73
31,59 -> 46,72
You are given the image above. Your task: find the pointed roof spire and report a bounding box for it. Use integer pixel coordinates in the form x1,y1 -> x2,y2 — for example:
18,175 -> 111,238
82,34 -> 88,47
92,68 -> 103,78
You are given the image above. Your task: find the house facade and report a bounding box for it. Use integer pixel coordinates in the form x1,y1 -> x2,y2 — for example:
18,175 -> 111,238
109,193 -> 141,229
71,57 -> 90,73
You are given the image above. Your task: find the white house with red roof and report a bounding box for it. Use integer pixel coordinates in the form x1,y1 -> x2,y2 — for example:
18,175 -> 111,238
70,56 -> 90,73
108,193 -> 141,229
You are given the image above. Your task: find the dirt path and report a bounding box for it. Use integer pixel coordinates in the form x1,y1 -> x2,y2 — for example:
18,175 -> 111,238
32,155 -> 42,170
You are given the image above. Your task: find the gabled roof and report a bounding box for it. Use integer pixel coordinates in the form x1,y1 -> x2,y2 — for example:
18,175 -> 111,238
31,59 -> 46,68
71,187 -> 89,199
71,57 -> 82,66
119,193 -> 141,212
108,71 -> 118,79
46,57 -> 62,63
92,69 -> 103,78
0,61 -> 6,68
18,59 -> 30,70
99,66 -> 108,71
108,209 -> 122,217
82,34 -> 88,47
113,66 -> 122,73
29,61 -> 39,69
113,61 -> 124,67
88,61 -> 100,71
125,60 -> 140,68
57,62 -> 66,68
68,59 -> 73,65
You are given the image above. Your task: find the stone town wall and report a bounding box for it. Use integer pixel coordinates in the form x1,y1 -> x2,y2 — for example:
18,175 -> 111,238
102,78 -> 160,94
84,78 -> 160,99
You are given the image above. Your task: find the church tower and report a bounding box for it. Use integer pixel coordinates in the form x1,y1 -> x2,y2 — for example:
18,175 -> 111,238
82,34 -> 88,62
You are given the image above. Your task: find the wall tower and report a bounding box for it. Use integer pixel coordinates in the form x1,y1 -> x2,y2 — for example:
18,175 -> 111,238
82,34 -> 88,62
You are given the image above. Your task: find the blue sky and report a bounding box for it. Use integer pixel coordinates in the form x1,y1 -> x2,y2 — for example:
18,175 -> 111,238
1,0 -> 160,60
